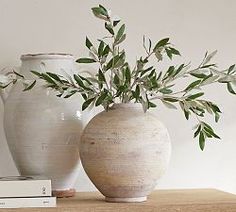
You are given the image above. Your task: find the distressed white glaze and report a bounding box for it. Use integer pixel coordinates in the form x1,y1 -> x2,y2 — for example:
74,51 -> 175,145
1,54 -> 83,196
80,103 -> 171,202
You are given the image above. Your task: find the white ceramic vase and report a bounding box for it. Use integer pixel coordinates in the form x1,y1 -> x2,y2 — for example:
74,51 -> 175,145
0,53 -> 83,197
80,103 -> 171,203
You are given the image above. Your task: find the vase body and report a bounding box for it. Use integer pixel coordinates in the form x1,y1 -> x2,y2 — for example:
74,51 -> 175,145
3,53 -> 83,197
80,103 -> 171,202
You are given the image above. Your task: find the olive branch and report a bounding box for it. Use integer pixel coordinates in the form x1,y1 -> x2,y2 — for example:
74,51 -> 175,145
1,4 -> 236,150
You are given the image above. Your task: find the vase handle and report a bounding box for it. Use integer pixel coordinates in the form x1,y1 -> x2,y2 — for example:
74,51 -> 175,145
0,66 -> 20,105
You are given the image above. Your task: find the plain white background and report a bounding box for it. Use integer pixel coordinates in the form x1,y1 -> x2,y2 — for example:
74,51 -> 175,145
0,0 -> 236,193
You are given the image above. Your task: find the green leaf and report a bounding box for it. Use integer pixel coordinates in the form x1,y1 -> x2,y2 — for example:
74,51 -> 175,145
115,24 -> 125,43
227,82 -> 236,94
23,80 -> 36,91
41,73 -> 56,84
148,38 -> 152,53
202,122 -> 213,131
148,101 -> 157,108
199,132 -> 205,151
113,73 -> 120,87
154,38 -> 169,50
31,70 -> 42,77
92,7 -> 103,15
210,103 -> 221,113
73,74 -> 92,91
203,50 -> 217,65
159,88 -> 173,94
113,20 -> 120,27
0,82 -> 12,89
201,64 -> 217,69
218,76 -> 232,83
169,47 -> 181,55
133,85 -> 140,99
201,73 -> 213,82
204,127 -> 220,139
106,55 -> 120,70
116,85 -> 126,97
13,71 -> 24,79
98,69 -> 106,82
92,6 -> 108,19
115,34 -> 126,45
114,52 -> 126,68
194,125 -> 201,138
102,45 -> 110,56
78,74 -> 93,85
149,76 -> 158,89
98,41 -> 105,57
204,130 -> 213,138
105,22 -> 114,35
98,4 -> 108,15
76,58 -> 96,63
141,97 -> 149,112
187,92 -> 204,100
74,74 -> 84,87
81,93 -> 87,100
140,66 -> 153,77
74,75 -> 92,91
166,48 -> 172,59
154,51 -> 163,61
184,110 -> 190,120
125,66 -> 131,84
157,71 -> 162,80
163,97 -> 178,102
173,64 -> 185,77
190,73 -> 207,79
228,64 -> 235,75
64,91 -> 77,98
86,37 -> 93,49
82,97 -> 95,111
56,93 -> 63,97
185,80 -> 202,91
148,69 -> 156,78
163,66 -> 175,80
215,112 -> 220,123
46,72 -> 62,83
95,91 -> 107,106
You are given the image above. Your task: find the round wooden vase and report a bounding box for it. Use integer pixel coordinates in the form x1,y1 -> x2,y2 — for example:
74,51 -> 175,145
80,103 -> 171,203
1,53 -> 83,197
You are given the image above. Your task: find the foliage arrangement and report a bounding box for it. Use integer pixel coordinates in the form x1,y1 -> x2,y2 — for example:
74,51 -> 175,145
1,5 -> 236,150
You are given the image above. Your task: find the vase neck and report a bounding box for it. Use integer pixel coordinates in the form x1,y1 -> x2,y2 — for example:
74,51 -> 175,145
19,53 -> 76,78
21,53 -> 74,61
113,103 -> 143,110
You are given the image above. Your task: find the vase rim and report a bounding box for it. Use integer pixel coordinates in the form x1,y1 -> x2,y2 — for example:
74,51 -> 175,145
21,53 -> 74,61
113,103 -> 142,109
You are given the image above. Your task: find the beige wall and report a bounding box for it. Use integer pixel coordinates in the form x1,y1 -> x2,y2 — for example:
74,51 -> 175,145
0,0 -> 236,192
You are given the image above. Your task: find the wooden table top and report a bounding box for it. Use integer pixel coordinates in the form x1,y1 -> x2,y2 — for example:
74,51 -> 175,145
1,189 -> 236,211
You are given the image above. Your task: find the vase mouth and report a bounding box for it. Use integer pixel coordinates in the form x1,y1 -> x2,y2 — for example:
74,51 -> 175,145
20,53 -> 74,61
113,103 -> 142,109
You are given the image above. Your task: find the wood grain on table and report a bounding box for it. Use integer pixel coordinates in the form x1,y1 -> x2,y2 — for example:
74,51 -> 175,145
1,189 -> 236,212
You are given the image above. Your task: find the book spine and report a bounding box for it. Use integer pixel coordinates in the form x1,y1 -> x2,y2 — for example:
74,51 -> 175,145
0,180 -> 52,198
0,197 -> 56,208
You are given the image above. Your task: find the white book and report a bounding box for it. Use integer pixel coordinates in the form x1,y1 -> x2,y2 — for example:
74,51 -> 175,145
0,176 -> 52,198
0,197 -> 56,208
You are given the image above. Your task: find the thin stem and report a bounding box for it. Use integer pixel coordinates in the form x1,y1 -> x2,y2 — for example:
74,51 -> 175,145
110,43 -> 115,94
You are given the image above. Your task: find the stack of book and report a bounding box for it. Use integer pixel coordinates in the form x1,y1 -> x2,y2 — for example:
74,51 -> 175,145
0,176 -> 56,208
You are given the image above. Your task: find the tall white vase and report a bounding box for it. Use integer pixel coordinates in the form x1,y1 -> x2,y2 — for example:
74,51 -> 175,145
0,53 -> 83,197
